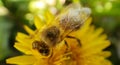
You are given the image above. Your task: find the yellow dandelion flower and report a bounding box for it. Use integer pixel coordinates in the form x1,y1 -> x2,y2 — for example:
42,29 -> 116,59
6,8 -> 112,65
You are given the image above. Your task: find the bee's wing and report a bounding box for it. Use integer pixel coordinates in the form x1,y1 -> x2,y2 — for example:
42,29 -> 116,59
54,3 -> 91,36
58,4 -> 91,25
78,7 -> 91,25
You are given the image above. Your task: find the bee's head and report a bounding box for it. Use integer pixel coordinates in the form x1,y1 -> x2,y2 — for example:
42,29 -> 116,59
32,40 -> 50,56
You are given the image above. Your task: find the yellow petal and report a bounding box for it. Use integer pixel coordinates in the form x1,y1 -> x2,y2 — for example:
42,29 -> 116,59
16,37 -> 31,47
82,55 -> 112,65
82,40 -> 111,56
94,28 -> 104,36
44,11 -> 54,24
16,32 -> 29,39
81,27 -> 105,45
6,55 -> 36,64
82,33 -> 109,49
97,51 -> 111,58
16,33 -> 32,47
24,25 -> 34,34
14,43 -> 32,54
34,15 -> 45,29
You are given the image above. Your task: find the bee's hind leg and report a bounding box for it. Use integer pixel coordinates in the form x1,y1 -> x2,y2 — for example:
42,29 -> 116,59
66,35 -> 81,46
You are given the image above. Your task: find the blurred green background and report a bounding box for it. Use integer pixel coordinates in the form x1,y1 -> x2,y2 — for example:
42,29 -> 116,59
0,0 -> 120,65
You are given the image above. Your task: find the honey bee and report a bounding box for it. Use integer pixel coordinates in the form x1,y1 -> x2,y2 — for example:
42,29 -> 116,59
32,3 -> 91,56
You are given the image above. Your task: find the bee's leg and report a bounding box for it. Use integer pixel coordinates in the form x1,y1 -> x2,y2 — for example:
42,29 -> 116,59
64,40 -> 70,52
66,35 -> 81,46
49,48 -> 53,58
64,40 -> 69,47
64,40 -> 69,49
